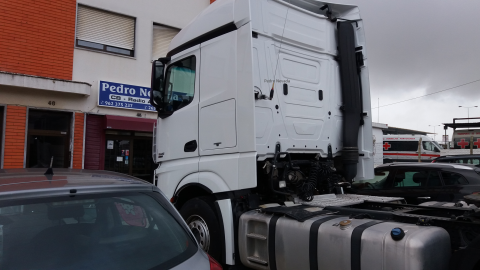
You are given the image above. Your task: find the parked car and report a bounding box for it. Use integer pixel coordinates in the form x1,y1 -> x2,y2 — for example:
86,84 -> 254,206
432,154 -> 480,165
0,168 -> 221,270
352,162 -> 480,204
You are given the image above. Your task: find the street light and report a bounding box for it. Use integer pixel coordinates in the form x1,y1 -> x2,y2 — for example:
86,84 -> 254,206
458,105 -> 478,123
428,124 -> 441,141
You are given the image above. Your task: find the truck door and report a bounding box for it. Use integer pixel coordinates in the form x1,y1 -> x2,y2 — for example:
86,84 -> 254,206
156,46 -> 200,161
198,32 -> 237,155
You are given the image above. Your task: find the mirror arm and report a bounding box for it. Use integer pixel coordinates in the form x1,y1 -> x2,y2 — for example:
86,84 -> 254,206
158,57 -> 171,65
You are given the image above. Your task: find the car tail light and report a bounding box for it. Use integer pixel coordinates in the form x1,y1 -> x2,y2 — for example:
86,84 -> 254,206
208,254 -> 222,270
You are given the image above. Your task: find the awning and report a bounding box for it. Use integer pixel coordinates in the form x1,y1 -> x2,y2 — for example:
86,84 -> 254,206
0,71 -> 91,96
105,115 -> 156,132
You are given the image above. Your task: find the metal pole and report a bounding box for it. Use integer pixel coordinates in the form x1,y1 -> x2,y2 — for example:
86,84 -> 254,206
444,127 -> 447,149
378,98 -> 379,122
471,135 -> 474,155
418,137 -> 422,162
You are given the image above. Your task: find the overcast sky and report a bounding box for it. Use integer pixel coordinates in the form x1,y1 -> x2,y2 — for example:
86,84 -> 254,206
333,0 -> 480,141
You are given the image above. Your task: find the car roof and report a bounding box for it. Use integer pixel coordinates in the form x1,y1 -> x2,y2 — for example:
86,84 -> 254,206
0,168 -> 158,201
376,162 -> 480,171
436,154 -> 480,159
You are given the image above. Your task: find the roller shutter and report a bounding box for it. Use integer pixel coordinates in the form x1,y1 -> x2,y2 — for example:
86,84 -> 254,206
77,5 -> 135,50
84,114 -> 105,170
152,24 -> 179,60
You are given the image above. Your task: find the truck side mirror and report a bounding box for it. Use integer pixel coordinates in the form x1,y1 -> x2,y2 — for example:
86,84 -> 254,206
150,60 -> 164,110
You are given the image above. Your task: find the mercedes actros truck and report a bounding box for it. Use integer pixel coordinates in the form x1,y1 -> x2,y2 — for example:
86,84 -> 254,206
150,1 -> 480,269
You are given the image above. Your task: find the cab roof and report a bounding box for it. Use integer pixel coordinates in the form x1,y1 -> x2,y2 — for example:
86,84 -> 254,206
168,0 -> 360,57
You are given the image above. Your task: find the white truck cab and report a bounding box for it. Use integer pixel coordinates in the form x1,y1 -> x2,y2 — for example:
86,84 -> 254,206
149,0 -> 378,267
148,1 -> 480,269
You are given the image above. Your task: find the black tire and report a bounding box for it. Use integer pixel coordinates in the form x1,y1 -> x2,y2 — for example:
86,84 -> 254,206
180,196 -> 223,263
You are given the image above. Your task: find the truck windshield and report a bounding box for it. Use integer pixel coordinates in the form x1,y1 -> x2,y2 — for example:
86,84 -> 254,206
0,192 -> 197,269
163,56 -> 196,113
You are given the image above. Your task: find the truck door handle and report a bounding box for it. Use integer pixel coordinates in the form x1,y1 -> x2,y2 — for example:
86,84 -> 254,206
184,140 -> 197,152
214,142 -> 221,146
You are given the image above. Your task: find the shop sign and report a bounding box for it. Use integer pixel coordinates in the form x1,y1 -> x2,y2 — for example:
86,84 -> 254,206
98,80 -> 156,112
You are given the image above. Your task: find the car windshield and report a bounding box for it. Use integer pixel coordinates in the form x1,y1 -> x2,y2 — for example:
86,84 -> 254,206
0,192 -> 197,269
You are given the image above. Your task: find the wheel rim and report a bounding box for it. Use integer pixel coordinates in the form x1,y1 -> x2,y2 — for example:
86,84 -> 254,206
186,215 -> 210,252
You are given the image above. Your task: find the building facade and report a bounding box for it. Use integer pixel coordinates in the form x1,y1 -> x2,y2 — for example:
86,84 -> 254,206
0,0 -> 210,182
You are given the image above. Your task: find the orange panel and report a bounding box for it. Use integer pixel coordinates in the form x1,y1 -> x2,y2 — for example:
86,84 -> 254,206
3,105 -> 26,169
0,0 -> 76,80
72,113 -> 85,169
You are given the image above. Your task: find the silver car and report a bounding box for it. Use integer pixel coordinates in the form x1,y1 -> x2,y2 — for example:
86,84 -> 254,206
0,169 -> 221,270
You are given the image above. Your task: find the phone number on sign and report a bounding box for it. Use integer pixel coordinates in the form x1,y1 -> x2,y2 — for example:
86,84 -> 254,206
100,101 -> 155,111
102,101 -> 133,108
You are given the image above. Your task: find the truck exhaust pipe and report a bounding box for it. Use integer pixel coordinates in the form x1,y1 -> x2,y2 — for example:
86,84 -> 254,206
337,21 -> 362,182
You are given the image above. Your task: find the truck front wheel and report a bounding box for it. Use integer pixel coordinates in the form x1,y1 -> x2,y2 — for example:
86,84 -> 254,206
180,196 -> 222,262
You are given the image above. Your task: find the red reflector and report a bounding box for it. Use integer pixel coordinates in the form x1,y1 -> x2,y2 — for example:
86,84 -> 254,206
170,196 -> 176,203
431,160 -> 436,163
208,254 -> 222,270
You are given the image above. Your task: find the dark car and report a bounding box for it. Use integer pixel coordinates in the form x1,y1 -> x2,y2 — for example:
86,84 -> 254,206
0,169 -> 220,270
352,163 -> 480,204
432,154 -> 480,165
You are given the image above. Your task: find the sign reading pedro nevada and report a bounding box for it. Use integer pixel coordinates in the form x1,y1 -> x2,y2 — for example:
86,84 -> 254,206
98,80 -> 155,112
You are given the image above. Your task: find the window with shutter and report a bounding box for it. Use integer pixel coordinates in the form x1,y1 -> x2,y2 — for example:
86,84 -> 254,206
76,5 -> 135,56
152,24 -> 179,60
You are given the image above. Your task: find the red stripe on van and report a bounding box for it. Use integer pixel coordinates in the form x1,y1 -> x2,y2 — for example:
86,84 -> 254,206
384,153 -> 440,157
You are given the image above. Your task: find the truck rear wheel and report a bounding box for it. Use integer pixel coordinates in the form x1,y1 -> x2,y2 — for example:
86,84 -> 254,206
180,196 -> 222,263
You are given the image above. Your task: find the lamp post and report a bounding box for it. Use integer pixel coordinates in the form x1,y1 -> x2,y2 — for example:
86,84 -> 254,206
458,105 -> 478,123
428,124 -> 441,141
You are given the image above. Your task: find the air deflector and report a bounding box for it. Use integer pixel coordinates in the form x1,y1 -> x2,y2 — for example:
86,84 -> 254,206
337,21 -> 362,182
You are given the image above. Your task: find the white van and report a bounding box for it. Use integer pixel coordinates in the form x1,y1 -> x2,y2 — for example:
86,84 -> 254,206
383,135 -> 442,163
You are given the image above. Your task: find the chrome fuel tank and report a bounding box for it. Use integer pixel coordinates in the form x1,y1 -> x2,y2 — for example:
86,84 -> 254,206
238,210 -> 451,270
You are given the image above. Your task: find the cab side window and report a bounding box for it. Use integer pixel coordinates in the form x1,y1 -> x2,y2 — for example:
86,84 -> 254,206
441,172 -> 469,185
423,141 -> 439,152
422,142 -> 435,151
164,56 -> 196,112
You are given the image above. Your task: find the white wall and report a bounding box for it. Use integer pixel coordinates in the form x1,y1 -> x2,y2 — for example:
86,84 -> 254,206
71,0 -> 210,118
1,0 -> 209,119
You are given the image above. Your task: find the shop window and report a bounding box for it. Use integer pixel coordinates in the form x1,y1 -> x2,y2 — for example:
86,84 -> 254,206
104,131 -> 155,182
76,5 -> 135,56
152,24 -> 179,60
0,106 -> 4,168
27,110 -> 72,168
